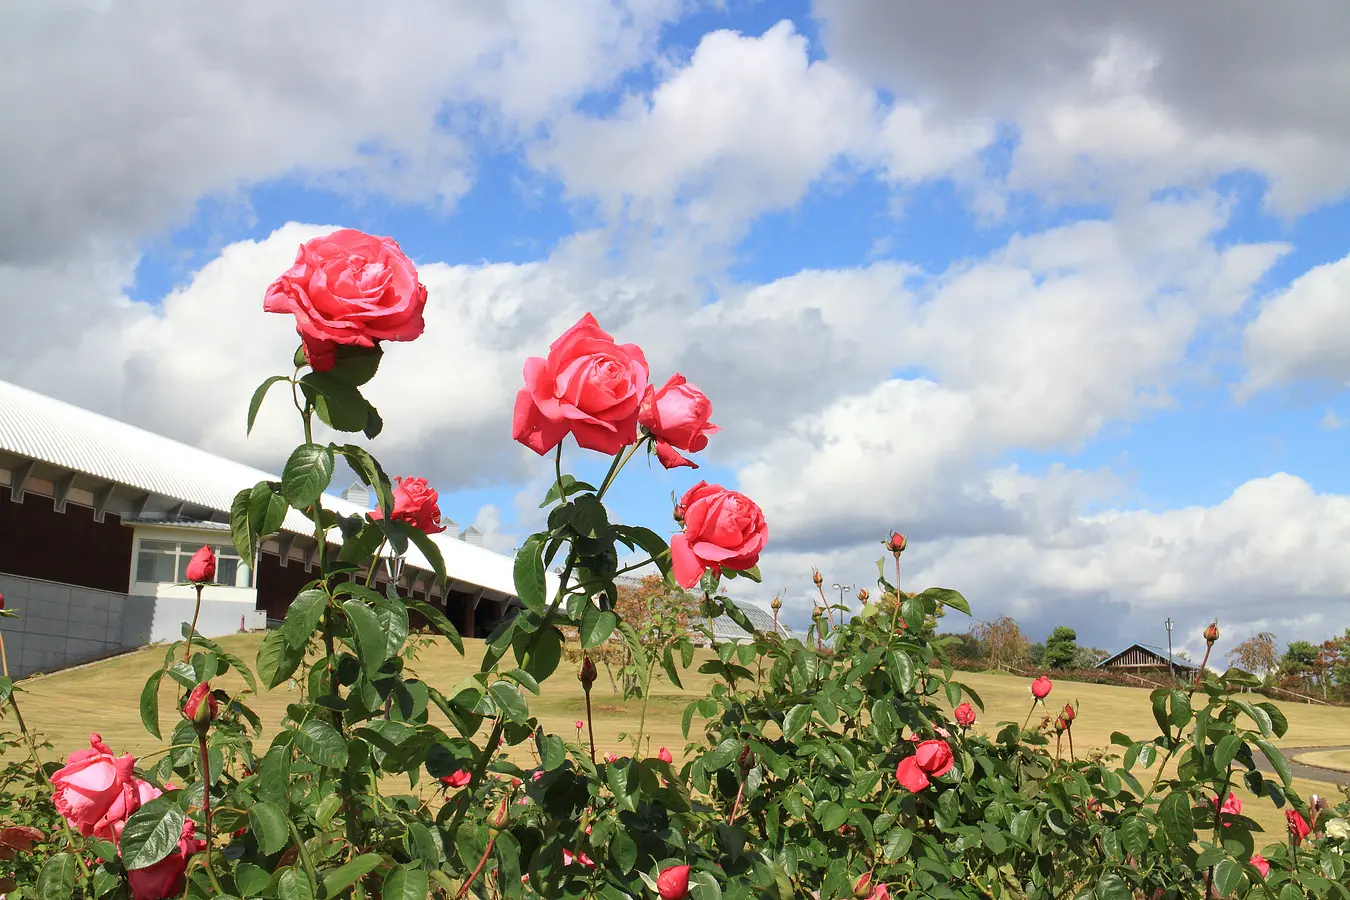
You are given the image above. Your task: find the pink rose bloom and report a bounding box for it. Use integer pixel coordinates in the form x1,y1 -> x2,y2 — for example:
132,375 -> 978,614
94,777 -> 162,843
1250,854 -> 1270,878
562,848 -> 596,868
868,885 -> 891,900
50,734 -> 137,837
1030,675 -> 1053,700
264,229 -> 427,372
1212,792 -> 1241,826
512,313 -> 649,455
895,740 -> 953,793
440,770 -> 472,789
127,819 -> 205,900
670,482 -> 769,589
368,476 -> 444,534
574,720 -> 585,730
639,374 -> 719,469
184,546 -> 215,584
953,703 -> 976,728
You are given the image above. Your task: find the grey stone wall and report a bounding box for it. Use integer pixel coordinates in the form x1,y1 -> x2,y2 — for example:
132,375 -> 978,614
0,572 -> 129,678
120,594 -> 252,646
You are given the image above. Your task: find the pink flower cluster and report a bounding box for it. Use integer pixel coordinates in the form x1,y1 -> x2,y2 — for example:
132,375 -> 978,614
50,734 -> 202,900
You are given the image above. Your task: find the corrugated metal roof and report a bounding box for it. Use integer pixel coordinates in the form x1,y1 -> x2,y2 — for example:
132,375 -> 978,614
1097,642 -> 1197,670
0,378 -> 532,599
692,604 -> 789,640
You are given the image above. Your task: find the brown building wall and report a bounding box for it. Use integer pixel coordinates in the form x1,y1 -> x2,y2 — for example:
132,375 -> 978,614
0,491 -> 133,593
255,551 -> 320,621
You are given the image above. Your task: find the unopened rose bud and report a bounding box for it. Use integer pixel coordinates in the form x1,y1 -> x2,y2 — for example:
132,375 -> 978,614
739,746 -> 753,769
812,568 -> 823,586
185,545 -> 216,585
182,682 -> 218,731
1204,621 -> 1219,644
853,872 -> 873,899
658,746 -> 674,764
1062,702 -> 1077,723
857,588 -> 870,602
770,595 -> 782,611
657,864 -> 691,900
812,605 -> 824,621
884,531 -> 907,555
578,656 -> 597,690
488,797 -> 510,831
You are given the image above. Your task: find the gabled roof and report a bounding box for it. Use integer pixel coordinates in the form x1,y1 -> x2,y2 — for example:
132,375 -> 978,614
1097,642 -> 1198,670
692,603 -> 790,640
0,378 -> 541,601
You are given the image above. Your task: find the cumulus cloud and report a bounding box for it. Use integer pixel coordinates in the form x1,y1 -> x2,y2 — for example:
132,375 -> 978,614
813,0 -> 1350,212
1241,252 -> 1350,394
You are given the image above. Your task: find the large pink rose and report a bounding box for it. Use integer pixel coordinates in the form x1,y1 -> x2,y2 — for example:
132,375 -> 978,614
638,373 -> 719,469
126,820 -> 205,900
512,313 -> 649,455
263,228 -> 427,372
368,476 -> 445,534
50,734 -> 137,837
95,778 -> 162,843
669,482 -> 768,589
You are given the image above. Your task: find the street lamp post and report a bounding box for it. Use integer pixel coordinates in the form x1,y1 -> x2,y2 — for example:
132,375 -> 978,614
1165,617 -> 1175,683
831,583 -> 852,622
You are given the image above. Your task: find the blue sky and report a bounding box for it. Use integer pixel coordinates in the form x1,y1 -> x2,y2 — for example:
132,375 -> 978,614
5,0 -> 1350,655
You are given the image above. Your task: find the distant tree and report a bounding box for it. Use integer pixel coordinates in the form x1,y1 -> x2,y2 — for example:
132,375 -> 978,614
941,631 -> 984,661
1042,626 -> 1079,669
1226,632 -> 1279,678
1027,643 -> 1046,667
1282,640 -> 1320,675
972,615 -> 1030,669
1070,645 -> 1109,669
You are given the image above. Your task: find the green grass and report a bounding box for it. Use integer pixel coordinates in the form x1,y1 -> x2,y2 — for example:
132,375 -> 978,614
1293,748 -> 1350,773
7,635 -> 1343,844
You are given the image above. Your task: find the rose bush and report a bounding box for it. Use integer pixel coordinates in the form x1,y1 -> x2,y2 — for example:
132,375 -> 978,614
2,226 -> 1348,899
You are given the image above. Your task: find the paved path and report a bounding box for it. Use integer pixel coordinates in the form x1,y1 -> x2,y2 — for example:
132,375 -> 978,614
1253,746 -> 1350,785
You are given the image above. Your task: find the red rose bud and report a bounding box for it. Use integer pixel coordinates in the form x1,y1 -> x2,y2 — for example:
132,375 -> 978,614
182,682 -> 218,730
578,656 -> 597,690
184,546 -> 216,584
857,588 -> 870,602
885,531 -> 907,554
1250,854 -> 1270,878
812,568 -> 823,586
487,797 -> 510,831
657,864 -> 691,900
1204,621 -> 1220,644
1062,702 -> 1077,723
739,747 -> 753,769
954,703 -> 976,728
853,873 -> 873,899
1031,675 -> 1053,700
658,746 -> 674,764
1287,809 -> 1311,845
0,592 -> 5,609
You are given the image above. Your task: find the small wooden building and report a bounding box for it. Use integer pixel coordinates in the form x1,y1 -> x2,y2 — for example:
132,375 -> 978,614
1097,643 -> 1199,679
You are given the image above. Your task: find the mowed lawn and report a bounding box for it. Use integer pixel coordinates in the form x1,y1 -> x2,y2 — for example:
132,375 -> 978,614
8,635 -> 1344,843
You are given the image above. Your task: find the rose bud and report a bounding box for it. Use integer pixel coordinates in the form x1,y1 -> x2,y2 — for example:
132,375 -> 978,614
812,605 -> 824,621
771,595 -> 782,611
184,546 -> 216,585
487,797 -> 510,831
739,747 -> 753,769
884,531 -> 906,554
853,873 -> 873,899
857,588 -> 870,602
812,568 -> 824,586
657,864 -> 691,900
1249,854 -> 1270,878
953,703 -> 976,728
182,682 -> 218,731
1030,675 -> 1053,700
1287,809 -> 1311,845
574,720 -> 585,731
1204,621 -> 1220,644
658,746 -> 674,764
0,592 -> 5,609
578,656 -> 597,690
440,770 -> 472,789
1061,702 -> 1076,723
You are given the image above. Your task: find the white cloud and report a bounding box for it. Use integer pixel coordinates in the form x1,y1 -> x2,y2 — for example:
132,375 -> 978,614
1242,252 -> 1350,394
813,0 -> 1350,212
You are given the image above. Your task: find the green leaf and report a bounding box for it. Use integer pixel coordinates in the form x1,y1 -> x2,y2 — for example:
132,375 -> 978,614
119,796 -> 186,869
233,862 -> 270,896
293,719 -> 348,768
488,680 -> 529,725
1158,791 -> 1194,847
281,443 -> 335,508
230,487 -> 258,566
513,539 -> 548,613
283,589 -> 328,649
248,481 -> 289,542
579,602 -> 618,649
917,586 -> 970,615
320,854 -> 383,897
256,629 -> 305,689
609,829 -> 638,875
569,494 -> 611,538
302,372 -> 374,433
1214,734 -> 1243,772
341,598 -> 389,676
380,866 -> 429,900
887,650 -> 915,694
326,344 -> 383,386
139,670 -> 163,739
406,598 -> 463,654
1096,873 -> 1132,900
690,868 -> 722,900
1213,858 -> 1245,897
246,801 -> 289,855
278,868 -> 315,900
783,704 -> 813,741
247,375 -> 290,436
400,520 -> 446,583
36,852 -> 76,900
338,443 -> 394,518
1255,738 -> 1292,787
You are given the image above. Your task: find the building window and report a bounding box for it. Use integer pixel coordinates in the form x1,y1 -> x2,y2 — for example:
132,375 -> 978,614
135,540 -> 253,588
